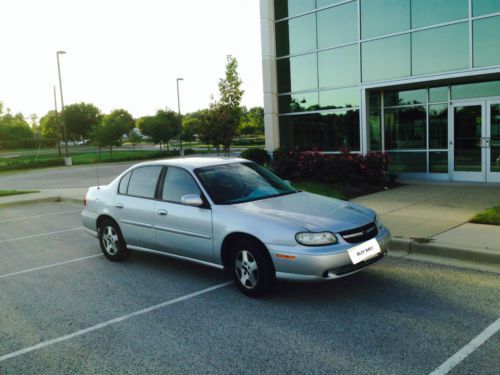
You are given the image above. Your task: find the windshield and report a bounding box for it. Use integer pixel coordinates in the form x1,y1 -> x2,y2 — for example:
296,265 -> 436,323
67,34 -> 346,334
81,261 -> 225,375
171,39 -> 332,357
194,162 -> 297,204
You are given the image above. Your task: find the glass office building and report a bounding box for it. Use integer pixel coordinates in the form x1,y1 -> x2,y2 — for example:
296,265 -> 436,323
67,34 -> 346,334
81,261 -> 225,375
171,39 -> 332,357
260,0 -> 500,182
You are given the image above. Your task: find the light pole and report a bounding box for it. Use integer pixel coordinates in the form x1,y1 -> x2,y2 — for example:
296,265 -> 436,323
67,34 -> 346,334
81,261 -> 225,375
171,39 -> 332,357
56,50 -> 70,162
176,77 -> 184,155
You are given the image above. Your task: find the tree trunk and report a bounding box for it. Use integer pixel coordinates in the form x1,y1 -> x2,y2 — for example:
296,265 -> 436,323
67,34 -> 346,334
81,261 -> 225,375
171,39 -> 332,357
58,141 -> 61,157
159,142 -> 163,151
167,142 -> 170,151
109,146 -> 113,159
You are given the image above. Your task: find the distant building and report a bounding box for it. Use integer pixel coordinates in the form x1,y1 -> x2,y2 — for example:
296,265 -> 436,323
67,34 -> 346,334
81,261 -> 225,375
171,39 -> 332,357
260,0 -> 500,182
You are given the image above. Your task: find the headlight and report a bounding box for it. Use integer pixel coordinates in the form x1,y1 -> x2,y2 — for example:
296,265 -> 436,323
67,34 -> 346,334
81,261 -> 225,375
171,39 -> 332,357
374,215 -> 384,229
295,232 -> 338,246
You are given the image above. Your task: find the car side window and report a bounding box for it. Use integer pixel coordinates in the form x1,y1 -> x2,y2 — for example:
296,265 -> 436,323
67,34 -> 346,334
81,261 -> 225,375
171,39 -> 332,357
118,171 -> 132,195
162,167 -> 201,203
126,166 -> 162,199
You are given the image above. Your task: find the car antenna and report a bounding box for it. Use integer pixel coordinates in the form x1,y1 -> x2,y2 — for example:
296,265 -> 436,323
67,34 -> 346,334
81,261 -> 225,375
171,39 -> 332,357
95,162 -> 100,190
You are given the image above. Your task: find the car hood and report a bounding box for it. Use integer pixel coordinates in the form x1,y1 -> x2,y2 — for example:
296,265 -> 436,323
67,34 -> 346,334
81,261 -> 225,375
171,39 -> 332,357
233,192 -> 375,233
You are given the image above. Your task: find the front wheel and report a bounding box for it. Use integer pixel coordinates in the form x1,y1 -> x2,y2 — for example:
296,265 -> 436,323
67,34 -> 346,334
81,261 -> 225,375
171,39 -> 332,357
99,219 -> 130,261
231,239 -> 276,298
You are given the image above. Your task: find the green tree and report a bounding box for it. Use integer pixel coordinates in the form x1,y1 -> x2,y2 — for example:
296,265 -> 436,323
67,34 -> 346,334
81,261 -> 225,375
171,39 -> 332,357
64,102 -> 101,141
91,109 -> 134,158
0,109 -> 34,149
239,106 -> 264,136
138,109 -> 181,151
39,110 -> 63,155
181,113 -> 201,148
127,127 -> 143,150
216,55 -> 244,153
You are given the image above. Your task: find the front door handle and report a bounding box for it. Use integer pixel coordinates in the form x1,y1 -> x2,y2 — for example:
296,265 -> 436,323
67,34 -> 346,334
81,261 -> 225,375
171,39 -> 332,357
157,209 -> 168,216
115,203 -> 124,209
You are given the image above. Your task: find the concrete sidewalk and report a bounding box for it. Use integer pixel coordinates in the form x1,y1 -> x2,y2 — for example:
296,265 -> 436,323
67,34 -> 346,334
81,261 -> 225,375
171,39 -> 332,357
0,188 -> 84,207
352,183 -> 500,270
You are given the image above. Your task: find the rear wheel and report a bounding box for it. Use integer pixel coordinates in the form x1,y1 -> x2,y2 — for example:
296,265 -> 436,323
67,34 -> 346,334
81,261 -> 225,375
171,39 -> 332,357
231,238 -> 275,297
99,219 -> 130,261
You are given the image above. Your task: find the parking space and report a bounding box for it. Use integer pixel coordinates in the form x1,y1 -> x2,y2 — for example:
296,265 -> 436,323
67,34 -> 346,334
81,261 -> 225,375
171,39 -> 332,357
0,202 -> 499,374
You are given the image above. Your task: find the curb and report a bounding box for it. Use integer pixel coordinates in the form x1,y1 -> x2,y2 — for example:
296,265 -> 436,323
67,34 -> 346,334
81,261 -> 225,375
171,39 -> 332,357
388,238 -> 500,266
0,196 -> 82,208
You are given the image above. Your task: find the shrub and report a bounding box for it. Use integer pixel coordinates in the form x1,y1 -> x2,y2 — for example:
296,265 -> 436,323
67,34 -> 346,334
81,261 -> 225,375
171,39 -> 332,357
240,148 -> 270,165
271,148 -> 388,185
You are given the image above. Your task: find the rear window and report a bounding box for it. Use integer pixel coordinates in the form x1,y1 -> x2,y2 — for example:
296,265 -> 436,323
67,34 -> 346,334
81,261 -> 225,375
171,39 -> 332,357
126,166 -> 162,199
118,171 -> 131,195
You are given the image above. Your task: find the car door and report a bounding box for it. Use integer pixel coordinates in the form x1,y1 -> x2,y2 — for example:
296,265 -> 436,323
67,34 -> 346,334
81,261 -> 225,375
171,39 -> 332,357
153,166 -> 213,262
113,165 -> 162,249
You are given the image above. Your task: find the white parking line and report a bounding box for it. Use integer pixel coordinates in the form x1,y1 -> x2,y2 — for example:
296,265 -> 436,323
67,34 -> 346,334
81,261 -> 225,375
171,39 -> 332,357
429,318 -> 500,375
0,281 -> 232,363
0,254 -> 102,279
0,227 -> 83,243
0,209 -> 81,224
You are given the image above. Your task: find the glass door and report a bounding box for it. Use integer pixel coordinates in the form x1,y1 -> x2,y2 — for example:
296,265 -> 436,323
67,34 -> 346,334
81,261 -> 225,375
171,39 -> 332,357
487,101 -> 500,183
452,103 -> 486,182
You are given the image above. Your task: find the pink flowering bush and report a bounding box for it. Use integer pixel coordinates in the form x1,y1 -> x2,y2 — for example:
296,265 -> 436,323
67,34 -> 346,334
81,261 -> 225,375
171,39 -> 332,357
271,148 -> 388,185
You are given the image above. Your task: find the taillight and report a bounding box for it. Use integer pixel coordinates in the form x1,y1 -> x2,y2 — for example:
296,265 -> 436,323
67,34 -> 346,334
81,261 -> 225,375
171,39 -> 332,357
83,194 -> 86,207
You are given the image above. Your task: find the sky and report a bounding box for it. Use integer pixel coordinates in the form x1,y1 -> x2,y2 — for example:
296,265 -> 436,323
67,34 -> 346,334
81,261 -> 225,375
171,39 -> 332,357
0,0 -> 263,120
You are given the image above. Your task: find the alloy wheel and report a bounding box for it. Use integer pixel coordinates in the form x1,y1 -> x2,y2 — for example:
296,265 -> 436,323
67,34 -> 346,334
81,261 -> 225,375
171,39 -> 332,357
102,226 -> 119,256
235,250 -> 259,289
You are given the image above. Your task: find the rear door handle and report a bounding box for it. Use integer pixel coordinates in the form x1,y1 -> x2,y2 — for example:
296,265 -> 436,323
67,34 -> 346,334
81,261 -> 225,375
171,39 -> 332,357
157,209 -> 168,216
115,203 -> 124,209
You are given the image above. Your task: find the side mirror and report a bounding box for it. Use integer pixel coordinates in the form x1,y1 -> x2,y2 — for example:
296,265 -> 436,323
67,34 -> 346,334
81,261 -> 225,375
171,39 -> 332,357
181,194 -> 204,207
284,180 -> 292,186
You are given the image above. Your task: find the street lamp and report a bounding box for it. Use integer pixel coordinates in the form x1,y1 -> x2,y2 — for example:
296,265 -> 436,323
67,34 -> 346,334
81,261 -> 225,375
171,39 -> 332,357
56,50 -> 70,162
176,77 -> 184,155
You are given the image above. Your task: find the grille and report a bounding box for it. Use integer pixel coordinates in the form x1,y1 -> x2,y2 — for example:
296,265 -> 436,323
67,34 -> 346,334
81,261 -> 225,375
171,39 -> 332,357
339,222 -> 378,244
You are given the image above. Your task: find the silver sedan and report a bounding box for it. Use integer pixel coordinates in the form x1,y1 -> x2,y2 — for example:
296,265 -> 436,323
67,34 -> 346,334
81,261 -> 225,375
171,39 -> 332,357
82,157 -> 391,297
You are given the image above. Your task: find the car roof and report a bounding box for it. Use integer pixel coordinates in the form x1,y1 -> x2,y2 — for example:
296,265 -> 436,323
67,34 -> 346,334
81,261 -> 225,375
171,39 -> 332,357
132,156 -> 249,171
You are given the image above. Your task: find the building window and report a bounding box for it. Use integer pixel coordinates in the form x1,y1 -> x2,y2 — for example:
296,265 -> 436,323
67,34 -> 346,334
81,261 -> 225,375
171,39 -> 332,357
277,53 -> 318,93
384,106 -> 427,149
429,87 -> 448,103
362,34 -> 411,82
387,152 -> 427,173
318,45 -> 359,88
318,87 -> 359,111
279,110 -> 360,151
429,104 -> 448,149
361,0 -> 410,39
385,89 -> 427,107
412,23 -> 469,76
411,0 -> 468,29
451,80 -> 500,100
473,16 -> 500,68
276,14 -> 317,57
317,2 -> 358,49
274,0 -> 316,20
473,0 -> 500,17
278,92 -> 319,113
429,152 -> 449,173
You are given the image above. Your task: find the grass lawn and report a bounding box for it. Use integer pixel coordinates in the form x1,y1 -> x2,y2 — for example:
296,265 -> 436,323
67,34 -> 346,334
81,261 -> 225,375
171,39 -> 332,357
0,190 -> 38,197
0,149 -> 182,172
470,206 -> 500,226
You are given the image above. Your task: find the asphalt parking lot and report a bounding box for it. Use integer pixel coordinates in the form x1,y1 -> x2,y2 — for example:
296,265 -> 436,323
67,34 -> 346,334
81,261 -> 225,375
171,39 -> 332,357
0,202 -> 499,374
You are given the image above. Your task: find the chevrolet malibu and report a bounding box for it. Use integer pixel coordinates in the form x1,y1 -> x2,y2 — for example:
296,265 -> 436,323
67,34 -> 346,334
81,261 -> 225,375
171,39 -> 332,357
82,157 -> 391,297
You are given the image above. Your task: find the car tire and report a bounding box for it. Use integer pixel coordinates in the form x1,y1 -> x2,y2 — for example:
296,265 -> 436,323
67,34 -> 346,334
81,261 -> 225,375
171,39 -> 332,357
231,238 -> 276,298
98,219 -> 130,261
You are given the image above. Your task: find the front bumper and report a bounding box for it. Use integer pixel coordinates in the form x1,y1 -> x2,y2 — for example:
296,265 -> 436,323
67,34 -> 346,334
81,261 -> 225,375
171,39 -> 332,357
267,226 -> 391,281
